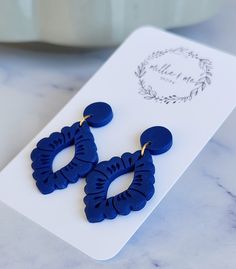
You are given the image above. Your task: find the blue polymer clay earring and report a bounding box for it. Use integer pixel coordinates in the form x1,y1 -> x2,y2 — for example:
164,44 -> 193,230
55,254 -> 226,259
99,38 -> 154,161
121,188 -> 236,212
84,126 -> 173,223
31,102 -> 113,195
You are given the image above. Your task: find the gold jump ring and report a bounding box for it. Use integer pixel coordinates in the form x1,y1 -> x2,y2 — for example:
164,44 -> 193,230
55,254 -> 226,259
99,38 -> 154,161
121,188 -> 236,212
79,115 -> 91,126
141,142 -> 151,156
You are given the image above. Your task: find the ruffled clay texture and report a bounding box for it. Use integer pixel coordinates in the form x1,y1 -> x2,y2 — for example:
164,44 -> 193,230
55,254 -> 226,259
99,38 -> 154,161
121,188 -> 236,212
31,122 -> 98,194
84,150 -> 155,223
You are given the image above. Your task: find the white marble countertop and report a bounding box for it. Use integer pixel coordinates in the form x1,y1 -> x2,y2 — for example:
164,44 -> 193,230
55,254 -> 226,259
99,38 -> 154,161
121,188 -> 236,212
0,0 -> 236,268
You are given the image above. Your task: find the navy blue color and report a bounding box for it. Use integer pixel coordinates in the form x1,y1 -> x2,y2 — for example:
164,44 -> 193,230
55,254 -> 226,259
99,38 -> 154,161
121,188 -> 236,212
31,122 -> 98,194
140,126 -> 173,155
84,150 -> 155,223
83,102 -> 113,128
31,102 -> 113,195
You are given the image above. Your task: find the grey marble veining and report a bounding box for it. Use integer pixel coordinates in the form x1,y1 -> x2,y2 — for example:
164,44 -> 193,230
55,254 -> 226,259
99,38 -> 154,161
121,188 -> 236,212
0,0 -> 236,268
0,45 -> 113,169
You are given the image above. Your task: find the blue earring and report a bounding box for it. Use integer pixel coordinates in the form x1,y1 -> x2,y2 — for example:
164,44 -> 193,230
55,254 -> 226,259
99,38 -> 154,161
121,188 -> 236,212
84,126 -> 173,223
31,102 -> 113,195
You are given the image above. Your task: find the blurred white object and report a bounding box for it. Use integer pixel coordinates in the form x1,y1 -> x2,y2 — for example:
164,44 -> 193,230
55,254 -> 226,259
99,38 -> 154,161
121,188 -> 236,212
0,0 -> 224,47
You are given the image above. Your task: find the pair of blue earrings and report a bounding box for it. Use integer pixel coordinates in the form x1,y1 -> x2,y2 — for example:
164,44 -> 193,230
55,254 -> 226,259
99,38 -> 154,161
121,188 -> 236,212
31,102 -> 173,223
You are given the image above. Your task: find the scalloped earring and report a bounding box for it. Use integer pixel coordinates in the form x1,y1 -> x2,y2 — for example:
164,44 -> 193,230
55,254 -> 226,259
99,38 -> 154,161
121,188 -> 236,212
30,102 -> 113,195
84,126 -> 173,223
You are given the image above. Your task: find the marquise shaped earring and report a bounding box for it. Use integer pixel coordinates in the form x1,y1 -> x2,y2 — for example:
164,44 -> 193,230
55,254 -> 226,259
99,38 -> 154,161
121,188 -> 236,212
30,102 -> 113,195
84,126 -> 173,223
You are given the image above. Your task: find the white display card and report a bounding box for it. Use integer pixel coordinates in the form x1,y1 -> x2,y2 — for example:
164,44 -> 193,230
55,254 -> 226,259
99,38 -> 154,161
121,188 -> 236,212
1,27 -> 236,260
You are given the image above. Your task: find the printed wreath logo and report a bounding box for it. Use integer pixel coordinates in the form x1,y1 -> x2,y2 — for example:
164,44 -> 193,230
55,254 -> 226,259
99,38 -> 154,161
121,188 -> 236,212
135,47 -> 213,104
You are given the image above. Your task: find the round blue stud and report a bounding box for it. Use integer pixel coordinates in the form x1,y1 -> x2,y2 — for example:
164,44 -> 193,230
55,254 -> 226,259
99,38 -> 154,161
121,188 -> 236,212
83,102 -> 113,128
140,126 -> 173,155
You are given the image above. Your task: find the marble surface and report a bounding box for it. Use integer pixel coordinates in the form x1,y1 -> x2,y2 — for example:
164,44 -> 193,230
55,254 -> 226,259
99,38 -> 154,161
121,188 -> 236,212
0,0 -> 236,268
